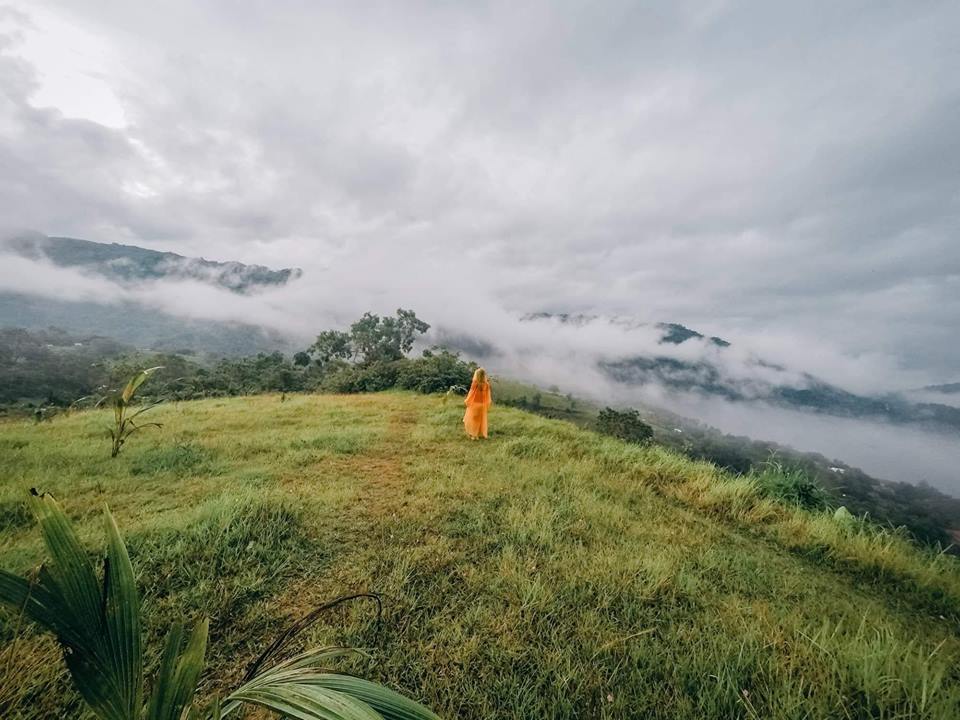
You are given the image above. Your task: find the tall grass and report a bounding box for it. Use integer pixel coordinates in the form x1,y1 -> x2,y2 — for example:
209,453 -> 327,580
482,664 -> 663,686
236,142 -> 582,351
2,393 -> 959,718
0,492 -> 440,720
597,439 -> 960,619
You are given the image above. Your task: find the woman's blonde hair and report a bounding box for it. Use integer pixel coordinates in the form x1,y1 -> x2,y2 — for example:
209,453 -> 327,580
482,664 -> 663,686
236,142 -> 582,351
473,367 -> 488,385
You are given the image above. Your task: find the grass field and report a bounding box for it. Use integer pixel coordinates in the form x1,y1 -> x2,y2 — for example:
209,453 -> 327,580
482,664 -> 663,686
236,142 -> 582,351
2,392 -> 959,719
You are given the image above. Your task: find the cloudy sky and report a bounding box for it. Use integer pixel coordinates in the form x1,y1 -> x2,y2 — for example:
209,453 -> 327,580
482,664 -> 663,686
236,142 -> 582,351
1,0 -> 958,386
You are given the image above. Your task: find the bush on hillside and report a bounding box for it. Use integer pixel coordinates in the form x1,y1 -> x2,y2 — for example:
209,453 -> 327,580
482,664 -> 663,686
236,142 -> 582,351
750,462 -> 829,510
322,360 -> 402,393
396,349 -> 476,393
596,407 -> 654,444
322,351 -> 476,395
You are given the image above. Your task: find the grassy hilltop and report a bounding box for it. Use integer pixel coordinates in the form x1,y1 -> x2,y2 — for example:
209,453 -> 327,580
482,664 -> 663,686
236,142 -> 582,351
2,392 -> 960,718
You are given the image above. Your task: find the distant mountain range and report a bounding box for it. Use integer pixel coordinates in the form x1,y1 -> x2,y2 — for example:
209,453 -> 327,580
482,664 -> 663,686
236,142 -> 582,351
924,383 -> 960,395
5,232 -> 301,292
0,233 -> 299,356
2,234 -> 957,434
513,314 -> 960,434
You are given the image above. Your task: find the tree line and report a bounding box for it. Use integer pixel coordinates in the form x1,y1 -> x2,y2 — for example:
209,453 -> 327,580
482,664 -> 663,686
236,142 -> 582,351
0,310 -> 475,414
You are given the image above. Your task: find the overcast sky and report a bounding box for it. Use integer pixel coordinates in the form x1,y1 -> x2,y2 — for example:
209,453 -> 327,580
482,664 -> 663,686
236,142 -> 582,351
1,0 -> 958,385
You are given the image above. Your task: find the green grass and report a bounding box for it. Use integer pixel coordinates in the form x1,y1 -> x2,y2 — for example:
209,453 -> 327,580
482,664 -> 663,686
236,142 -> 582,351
1,391 -> 959,719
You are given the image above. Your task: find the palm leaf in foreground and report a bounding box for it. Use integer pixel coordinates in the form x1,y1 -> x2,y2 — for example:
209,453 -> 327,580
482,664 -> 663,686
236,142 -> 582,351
221,647 -> 441,720
0,491 -> 441,720
0,490 -> 142,720
146,620 -> 208,720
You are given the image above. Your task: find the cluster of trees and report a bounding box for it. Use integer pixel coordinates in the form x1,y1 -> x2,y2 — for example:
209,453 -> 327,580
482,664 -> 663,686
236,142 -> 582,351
0,328 -> 125,408
595,407 -> 655,444
288,309 -> 474,393
0,310 -> 475,416
298,309 -> 429,368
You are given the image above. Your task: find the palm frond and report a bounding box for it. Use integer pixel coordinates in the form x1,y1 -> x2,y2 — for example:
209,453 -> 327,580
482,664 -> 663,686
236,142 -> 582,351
147,620 -> 209,720
0,492 -> 442,720
103,507 -> 144,717
0,491 -> 144,720
223,684 -> 383,720
244,594 -> 381,682
122,366 -> 164,403
220,647 -> 439,720
289,675 -> 442,720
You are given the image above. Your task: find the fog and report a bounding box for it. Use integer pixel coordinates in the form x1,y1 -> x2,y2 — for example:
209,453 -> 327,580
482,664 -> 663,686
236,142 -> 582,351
655,394 -> 960,496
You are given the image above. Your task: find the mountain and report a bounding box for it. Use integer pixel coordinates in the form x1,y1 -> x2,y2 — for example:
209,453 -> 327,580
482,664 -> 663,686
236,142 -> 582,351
5,232 -> 301,292
516,314 -> 960,433
924,382 -> 960,395
657,321 -> 730,347
0,233 -> 300,356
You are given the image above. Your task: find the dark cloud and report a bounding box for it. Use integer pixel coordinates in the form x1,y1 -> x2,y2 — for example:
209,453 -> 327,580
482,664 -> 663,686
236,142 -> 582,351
0,0 -> 958,384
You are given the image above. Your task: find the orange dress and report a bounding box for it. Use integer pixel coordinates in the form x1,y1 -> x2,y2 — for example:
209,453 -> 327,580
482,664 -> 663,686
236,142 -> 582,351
463,380 -> 492,438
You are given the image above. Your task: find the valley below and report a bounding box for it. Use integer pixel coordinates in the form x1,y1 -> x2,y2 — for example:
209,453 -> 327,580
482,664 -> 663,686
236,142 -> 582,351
646,392 -> 960,496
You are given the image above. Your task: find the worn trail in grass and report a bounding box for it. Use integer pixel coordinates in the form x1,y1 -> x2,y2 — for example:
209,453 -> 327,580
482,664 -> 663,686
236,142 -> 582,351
2,393 -> 959,719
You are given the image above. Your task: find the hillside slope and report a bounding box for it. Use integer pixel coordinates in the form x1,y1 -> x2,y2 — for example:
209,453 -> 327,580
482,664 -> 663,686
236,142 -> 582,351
0,233 -> 299,355
5,233 -> 302,292
1,393 -> 959,718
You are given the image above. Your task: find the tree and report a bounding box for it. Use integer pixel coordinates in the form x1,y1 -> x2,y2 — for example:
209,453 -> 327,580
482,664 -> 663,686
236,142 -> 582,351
349,314 -> 387,363
349,309 -> 429,364
308,330 -> 352,368
596,407 -> 654,444
394,308 -> 431,354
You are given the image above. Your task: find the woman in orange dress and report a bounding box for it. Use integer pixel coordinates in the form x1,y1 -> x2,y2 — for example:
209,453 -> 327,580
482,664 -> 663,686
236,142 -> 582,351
463,367 -> 492,440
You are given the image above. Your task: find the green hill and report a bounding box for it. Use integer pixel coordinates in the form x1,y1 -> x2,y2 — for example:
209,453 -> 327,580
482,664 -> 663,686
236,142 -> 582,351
5,234 -> 302,292
1,393 -> 959,718
0,233 -> 301,356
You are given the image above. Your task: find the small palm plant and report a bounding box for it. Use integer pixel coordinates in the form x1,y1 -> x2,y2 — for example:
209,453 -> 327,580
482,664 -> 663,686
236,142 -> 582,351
108,367 -> 164,457
0,491 -> 441,720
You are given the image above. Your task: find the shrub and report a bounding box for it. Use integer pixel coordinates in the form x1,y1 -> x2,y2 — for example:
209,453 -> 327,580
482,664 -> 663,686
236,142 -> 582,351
396,350 -> 475,394
322,361 -> 402,393
750,462 -> 829,510
596,407 -> 654,444
323,351 -> 476,396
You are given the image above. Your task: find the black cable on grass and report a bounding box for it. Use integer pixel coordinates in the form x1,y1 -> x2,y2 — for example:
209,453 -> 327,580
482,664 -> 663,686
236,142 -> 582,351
243,592 -> 383,682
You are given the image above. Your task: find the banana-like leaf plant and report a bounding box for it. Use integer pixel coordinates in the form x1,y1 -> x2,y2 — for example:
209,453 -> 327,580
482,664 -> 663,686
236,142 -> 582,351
109,367 -> 164,457
0,491 -> 442,720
